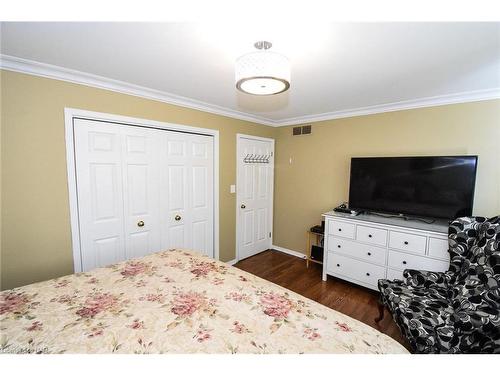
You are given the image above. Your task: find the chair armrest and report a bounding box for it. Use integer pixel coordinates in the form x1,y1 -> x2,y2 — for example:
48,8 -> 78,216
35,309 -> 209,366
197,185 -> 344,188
403,269 -> 455,288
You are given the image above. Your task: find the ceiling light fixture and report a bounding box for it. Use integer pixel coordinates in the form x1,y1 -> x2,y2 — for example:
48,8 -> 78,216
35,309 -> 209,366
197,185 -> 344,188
235,41 -> 290,95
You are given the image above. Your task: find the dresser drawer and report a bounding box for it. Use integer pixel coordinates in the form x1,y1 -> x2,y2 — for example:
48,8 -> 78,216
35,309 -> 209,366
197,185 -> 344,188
328,237 -> 386,265
388,250 -> 449,272
327,253 -> 386,288
356,225 -> 387,246
386,268 -> 404,281
428,237 -> 449,259
328,220 -> 355,239
389,231 -> 427,254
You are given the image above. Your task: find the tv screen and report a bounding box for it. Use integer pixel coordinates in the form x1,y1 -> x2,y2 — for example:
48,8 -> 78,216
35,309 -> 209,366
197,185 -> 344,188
348,156 -> 478,220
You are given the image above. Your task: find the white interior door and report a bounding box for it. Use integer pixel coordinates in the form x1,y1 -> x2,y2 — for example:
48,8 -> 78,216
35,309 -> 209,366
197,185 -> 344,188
73,118 -> 215,271
236,135 -> 274,261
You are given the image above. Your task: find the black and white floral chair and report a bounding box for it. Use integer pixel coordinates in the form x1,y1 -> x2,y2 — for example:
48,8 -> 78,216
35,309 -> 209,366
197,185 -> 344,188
376,216 -> 500,353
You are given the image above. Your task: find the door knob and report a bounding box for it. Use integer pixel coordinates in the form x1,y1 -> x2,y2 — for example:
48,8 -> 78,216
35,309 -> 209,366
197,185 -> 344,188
175,215 -> 181,221
137,220 -> 145,227
241,204 -> 246,209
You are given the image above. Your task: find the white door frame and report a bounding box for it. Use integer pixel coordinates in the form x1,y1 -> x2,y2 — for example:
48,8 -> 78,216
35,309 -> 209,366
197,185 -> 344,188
235,133 -> 275,262
64,108 -> 220,272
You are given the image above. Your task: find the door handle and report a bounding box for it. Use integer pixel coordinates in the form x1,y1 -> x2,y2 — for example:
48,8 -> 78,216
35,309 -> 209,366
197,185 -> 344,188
137,220 -> 145,227
175,215 -> 181,221
240,204 -> 246,209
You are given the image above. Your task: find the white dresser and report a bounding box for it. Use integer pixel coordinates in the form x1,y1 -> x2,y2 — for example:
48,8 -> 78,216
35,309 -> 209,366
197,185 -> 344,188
322,211 -> 450,291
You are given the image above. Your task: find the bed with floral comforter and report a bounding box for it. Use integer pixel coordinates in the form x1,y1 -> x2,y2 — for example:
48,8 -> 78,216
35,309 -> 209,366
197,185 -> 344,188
0,249 -> 407,354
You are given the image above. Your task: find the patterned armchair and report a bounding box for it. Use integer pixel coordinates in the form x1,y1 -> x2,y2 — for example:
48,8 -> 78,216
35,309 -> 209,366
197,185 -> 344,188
377,216 -> 500,353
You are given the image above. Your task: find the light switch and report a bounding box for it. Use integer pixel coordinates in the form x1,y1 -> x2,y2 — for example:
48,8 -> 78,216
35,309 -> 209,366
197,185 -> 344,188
230,184 -> 236,194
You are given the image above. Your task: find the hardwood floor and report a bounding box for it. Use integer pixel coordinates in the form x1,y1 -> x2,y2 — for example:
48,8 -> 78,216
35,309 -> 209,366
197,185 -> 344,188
234,249 -> 411,351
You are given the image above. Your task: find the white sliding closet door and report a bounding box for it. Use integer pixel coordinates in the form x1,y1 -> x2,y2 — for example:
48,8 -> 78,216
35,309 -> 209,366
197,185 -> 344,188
73,118 -> 214,272
162,133 -> 214,257
121,126 -> 162,259
190,135 -> 214,257
74,119 -> 127,270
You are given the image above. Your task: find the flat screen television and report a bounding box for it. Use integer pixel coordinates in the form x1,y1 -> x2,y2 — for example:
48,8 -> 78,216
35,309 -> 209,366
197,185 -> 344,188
348,156 -> 478,220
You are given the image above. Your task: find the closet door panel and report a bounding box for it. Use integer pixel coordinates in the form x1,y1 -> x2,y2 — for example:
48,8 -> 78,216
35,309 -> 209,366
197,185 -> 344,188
168,166 -> 186,210
190,135 -> 214,257
160,133 -> 214,256
129,232 -> 151,258
120,126 -> 161,259
192,166 -> 207,209
74,119 -> 126,271
168,226 -> 186,249
91,163 -> 118,222
162,134 -> 190,250
93,236 -> 122,267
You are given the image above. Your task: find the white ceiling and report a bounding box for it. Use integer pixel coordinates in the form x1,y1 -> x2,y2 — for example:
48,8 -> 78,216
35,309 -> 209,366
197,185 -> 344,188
1,22 -> 499,126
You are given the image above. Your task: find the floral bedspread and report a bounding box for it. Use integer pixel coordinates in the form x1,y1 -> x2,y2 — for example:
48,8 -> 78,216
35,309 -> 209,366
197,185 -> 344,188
0,249 -> 407,354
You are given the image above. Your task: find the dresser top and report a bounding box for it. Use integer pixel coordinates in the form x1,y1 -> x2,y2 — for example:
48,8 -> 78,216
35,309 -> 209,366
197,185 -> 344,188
322,211 -> 449,234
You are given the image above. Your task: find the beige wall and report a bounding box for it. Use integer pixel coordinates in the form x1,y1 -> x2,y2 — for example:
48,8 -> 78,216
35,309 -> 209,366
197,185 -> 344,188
273,100 -> 500,255
0,70 -> 275,290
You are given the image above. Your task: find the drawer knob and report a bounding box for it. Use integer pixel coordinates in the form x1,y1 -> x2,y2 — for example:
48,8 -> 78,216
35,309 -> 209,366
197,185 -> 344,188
337,245 -> 341,248
368,234 -> 372,238
404,241 -> 409,245
402,261 -> 407,265
366,272 -> 370,276
367,252 -> 371,256
137,220 -> 145,227
336,263 -> 340,267
338,228 -> 342,232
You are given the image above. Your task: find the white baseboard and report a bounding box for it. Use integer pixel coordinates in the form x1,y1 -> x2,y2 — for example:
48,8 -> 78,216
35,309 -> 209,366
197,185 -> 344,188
271,245 -> 307,259
227,247 -> 306,265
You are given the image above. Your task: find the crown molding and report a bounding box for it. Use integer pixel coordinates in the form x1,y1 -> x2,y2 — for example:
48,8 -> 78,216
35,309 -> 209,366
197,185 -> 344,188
274,88 -> 500,126
1,54 -> 499,128
0,54 -> 275,126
